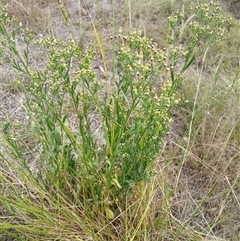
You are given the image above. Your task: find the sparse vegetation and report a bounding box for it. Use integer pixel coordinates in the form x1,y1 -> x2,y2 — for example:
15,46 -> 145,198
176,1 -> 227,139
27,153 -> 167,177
0,0 -> 239,241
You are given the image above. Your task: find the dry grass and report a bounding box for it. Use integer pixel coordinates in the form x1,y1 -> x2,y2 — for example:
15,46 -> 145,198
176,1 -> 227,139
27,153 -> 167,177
1,0 -> 240,240
7,0 -> 53,34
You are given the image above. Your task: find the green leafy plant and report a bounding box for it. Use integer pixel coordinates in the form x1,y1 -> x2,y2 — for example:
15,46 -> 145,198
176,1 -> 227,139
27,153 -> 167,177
0,0 -> 231,240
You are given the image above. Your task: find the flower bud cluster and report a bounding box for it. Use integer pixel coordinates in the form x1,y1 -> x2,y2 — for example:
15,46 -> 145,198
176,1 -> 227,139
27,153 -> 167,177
168,1 -> 231,62
32,36 -> 98,96
190,1 -> 231,46
108,31 -> 185,188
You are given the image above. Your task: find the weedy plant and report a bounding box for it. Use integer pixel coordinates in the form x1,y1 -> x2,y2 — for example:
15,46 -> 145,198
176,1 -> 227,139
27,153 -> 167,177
0,1 -> 231,240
